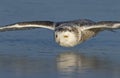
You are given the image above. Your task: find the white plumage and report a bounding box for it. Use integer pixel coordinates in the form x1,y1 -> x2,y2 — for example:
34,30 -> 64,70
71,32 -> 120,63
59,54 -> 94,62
0,19 -> 120,47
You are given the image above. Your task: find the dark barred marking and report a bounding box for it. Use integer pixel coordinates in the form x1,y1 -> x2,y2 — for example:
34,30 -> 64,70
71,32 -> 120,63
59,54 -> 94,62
18,21 -> 54,26
96,21 -> 120,26
0,27 -> 38,32
55,26 -> 79,34
97,21 -> 120,24
56,19 -> 95,26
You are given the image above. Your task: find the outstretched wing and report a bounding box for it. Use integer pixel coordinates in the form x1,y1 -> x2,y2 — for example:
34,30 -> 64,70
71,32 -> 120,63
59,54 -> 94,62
0,21 -> 55,32
82,21 -> 120,31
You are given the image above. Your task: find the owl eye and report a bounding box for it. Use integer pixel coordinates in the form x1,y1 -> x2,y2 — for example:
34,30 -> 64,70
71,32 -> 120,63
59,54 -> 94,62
56,35 -> 58,38
69,30 -> 72,32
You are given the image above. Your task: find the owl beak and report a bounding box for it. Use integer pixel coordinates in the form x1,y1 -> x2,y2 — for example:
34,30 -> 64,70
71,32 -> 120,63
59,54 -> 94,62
64,35 -> 68,38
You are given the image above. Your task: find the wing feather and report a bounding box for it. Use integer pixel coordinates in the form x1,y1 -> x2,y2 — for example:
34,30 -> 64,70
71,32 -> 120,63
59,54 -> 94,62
0,21 -> 55,32
82,21 -> 120,31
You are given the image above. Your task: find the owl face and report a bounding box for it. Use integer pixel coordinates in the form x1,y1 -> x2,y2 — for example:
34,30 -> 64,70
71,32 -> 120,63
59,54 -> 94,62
55,26 -> 80,47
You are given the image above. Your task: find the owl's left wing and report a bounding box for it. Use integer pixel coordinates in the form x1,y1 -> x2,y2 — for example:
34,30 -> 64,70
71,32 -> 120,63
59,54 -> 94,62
82,21 -> 120,31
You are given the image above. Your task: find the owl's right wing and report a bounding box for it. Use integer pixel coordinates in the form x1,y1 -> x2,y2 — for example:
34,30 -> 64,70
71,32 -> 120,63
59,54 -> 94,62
0,21 -> 55,32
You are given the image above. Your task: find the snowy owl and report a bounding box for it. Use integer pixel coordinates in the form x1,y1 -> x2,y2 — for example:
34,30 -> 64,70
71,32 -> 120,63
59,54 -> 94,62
0,19 -> 120,47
